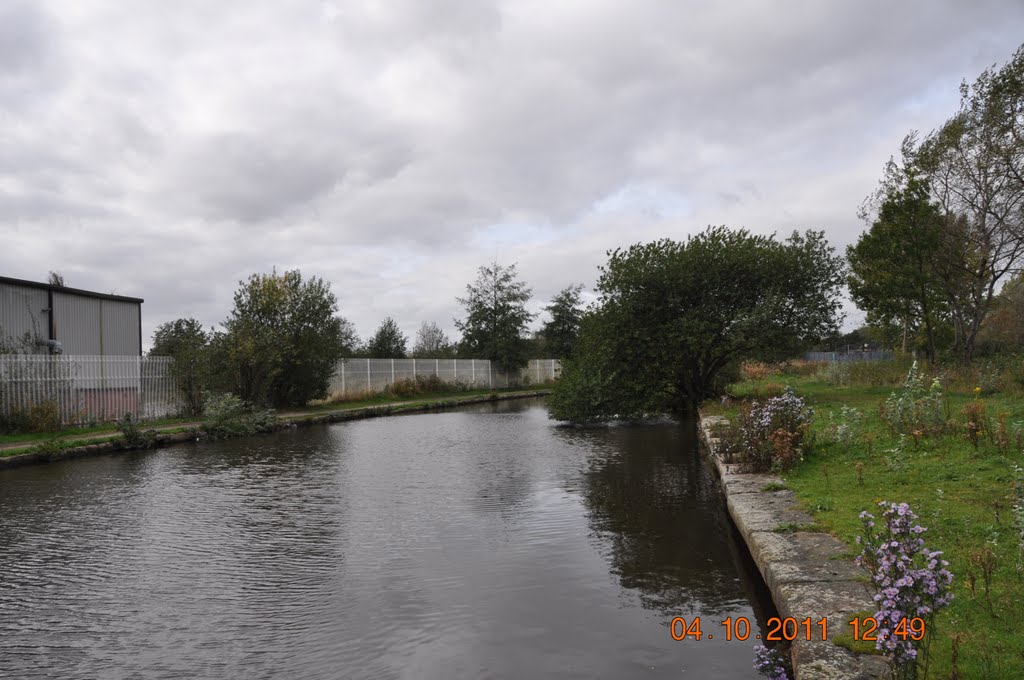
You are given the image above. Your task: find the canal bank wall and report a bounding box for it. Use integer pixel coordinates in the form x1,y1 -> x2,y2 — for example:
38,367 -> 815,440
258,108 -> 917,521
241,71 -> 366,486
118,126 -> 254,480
698,415 -> 888,680
0,390 -> 552,470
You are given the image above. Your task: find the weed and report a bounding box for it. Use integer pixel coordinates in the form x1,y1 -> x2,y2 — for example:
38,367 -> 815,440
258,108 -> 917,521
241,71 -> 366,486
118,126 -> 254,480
116,412 -> 157,449
201,392 -> 275,440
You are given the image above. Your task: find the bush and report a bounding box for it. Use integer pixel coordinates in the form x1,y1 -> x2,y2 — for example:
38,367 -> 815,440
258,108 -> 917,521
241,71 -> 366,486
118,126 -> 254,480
880,361 -> 947,436
729,387 -> 814,472
0,399 -> 62,434
814,361 -> 851,386
201,392 -> 276,440
382,374 -> 469,398
116,412 -> 157,449
740,361 -> 778,381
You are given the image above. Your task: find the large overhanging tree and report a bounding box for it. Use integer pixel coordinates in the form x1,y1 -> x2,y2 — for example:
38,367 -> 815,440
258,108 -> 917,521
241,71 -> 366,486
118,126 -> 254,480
547,227 -> 844,423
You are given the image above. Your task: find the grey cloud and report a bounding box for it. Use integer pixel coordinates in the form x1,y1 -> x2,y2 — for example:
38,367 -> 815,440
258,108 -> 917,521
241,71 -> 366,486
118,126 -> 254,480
3,0 -> 1024,347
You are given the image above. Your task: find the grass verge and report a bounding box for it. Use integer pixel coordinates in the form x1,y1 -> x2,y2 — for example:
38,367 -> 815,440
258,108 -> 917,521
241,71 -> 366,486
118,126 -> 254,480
713,362 -> 1024,678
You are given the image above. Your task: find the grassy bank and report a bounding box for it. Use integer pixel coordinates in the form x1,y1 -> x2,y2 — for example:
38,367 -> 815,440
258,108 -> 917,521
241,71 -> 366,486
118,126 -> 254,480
0,386 -> 546,459
710,360 -> 1024,679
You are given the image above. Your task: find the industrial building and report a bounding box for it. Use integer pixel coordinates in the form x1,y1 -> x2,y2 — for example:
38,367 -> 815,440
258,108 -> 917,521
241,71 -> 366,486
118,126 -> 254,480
0,275 -> 143,356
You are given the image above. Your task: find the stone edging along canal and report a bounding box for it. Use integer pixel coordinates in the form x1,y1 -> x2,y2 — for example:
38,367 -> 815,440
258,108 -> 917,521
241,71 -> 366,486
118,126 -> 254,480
698,414 -> 888,680
0,390 -> 552,470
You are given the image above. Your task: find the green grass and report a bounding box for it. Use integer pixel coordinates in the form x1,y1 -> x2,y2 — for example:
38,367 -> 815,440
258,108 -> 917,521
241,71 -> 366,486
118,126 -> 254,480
300,385 -> 537,412
714,363 -> 1024,678
0,387 -> 548,458
0,416 -> 195,446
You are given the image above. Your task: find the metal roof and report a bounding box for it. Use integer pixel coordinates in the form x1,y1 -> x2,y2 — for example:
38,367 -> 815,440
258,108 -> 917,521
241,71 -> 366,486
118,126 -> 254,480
0,275 -> 144,304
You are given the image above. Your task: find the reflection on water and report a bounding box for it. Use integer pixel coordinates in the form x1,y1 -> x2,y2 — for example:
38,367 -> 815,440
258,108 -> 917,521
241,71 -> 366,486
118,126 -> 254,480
0,398 -> 772,679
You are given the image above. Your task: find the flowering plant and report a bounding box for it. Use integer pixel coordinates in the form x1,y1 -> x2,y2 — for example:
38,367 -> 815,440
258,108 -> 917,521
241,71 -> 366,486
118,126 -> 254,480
736,387 -> 813,472
856,501 -> 954,679
752,644 -> 788,680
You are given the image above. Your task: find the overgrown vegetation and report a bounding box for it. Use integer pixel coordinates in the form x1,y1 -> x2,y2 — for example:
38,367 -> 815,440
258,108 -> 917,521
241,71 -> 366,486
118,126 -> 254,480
200,392 -> 276,440
115,412 -> 157,449
549,227 -> 844,422
714,359 -> 1024,678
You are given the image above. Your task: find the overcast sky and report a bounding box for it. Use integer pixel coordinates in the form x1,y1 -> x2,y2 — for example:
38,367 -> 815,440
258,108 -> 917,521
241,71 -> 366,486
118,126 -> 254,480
3,1 -> 1024,349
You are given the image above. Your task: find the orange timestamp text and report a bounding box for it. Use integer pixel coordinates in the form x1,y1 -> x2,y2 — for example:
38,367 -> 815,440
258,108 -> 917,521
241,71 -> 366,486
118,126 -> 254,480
669,616 -> 926,642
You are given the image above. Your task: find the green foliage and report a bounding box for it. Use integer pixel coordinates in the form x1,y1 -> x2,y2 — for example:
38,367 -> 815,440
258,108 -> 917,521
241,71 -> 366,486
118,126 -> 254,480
29,436 -> 70,458
366,317 -> 408,358
217,269 -> 357,408
115,412 -> 157,448
722,365 -> 1024,677
880,361 -> 947,436
382,374 -> 470,398
411,321 -> 455,358
548,227 -> 844,422
848,160 -> 949,362
201,392 -> 276,440
907,44 -> 1024,363
541,284 -> 585,359
726,387 -> 814,472
978,273 -> 1024,355
455,262 -> 535,374
814,361 -> 851,386
0,399 -> 62,435
824,405 -> 864,448
150,317 -> 211,417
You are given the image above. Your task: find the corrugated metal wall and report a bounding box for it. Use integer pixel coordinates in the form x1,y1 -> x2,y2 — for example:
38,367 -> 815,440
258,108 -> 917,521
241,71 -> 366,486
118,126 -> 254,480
0,281 -> 49,350
53,292 -> 141,355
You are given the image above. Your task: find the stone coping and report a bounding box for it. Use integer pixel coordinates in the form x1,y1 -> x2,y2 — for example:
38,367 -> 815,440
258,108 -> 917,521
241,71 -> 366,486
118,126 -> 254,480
699,415 -> 888,680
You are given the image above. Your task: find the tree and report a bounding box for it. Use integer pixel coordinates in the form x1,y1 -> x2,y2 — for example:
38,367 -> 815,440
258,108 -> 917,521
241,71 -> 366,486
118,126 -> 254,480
848,158 -> 949,362
218,269 -> 356,408
455,262 -> 535,373
150,318 -> 211,416
548,227 -> 844,422
366,317 -> 408,357
978,272 -> 1024,353
911,44 -> 1024,362
47,271 -> 65,287
541,284 -> 585,359
411,321 -> 454,358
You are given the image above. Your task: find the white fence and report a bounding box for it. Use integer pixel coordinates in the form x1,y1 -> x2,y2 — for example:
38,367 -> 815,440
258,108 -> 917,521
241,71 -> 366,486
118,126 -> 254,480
805,351 -> 894,363
327,358 -> 561,398
0,355 -> 182,425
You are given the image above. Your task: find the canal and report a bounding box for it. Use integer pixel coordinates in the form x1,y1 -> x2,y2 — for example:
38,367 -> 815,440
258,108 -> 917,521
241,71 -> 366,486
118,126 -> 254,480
0,397 -> 775,679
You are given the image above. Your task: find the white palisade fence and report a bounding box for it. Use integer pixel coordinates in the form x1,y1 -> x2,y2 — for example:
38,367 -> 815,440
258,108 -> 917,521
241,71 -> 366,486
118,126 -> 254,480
0,355 -> 182,425
327,358 -> 561,398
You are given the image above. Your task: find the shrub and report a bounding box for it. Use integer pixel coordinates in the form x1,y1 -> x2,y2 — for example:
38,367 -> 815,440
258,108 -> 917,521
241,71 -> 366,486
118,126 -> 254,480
116,412 -> 157,449
824,405 -> 864,448
201,392 -> 276,440
961,400 -> 989,450
880,361 -> 946,436
741,361 -> 778,381
856,501 -> 953,679
734,387 -> 814,472
0,399 -> 62,434
814,361 -> 850,386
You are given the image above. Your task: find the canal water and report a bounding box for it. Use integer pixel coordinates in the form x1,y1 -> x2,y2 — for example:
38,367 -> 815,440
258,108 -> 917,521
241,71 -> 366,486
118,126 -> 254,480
0,398 -> 774,679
